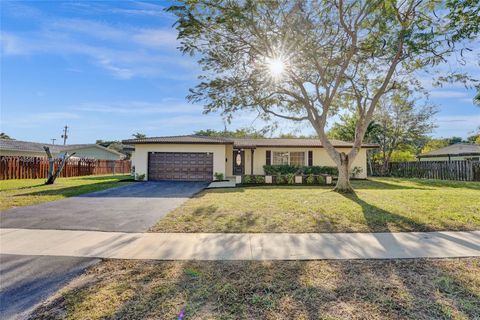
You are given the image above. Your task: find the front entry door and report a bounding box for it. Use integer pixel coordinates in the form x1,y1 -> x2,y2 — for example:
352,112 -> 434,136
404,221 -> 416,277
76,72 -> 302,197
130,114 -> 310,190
233,150 -> 245,175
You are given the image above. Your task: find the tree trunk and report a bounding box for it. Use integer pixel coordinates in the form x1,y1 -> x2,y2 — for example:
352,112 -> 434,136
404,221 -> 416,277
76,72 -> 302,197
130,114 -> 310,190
334,152 -> 353,193
43,146 -> 75,185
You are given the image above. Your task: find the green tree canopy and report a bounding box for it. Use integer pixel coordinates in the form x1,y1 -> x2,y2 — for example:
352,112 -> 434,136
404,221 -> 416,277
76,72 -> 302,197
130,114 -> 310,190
194,128 -> 267,138
0,133 -> 13,140
169,0 -> 479,192
132,132 -> 147,139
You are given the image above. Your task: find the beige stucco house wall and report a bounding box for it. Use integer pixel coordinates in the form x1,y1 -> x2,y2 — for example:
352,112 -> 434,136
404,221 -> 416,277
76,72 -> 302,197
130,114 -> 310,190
132,143 -> 227,178
247,147 -> 367,178
131,144 -> 369,180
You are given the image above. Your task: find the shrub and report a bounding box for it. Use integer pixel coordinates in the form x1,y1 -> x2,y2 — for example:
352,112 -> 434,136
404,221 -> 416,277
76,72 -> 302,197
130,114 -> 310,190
275,174 -> 286,184
263,165 -> 302,175
317,175 -> 326,185
306,174 -> 316,184
303,166 -> 338,176
263,165 -> 338,176
255,175 -> 265,184
214,172 -> 224,180
242,175 -> 253,184
135,173 -> 145,181
351,166 -> 363,178
286,173 -> 295,184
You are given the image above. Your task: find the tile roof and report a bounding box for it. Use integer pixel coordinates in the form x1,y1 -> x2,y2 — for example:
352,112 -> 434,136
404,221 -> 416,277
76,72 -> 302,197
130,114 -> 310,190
123,135 -> 233,145
122,135 -> 378,148
0,139 -> 123,156
417,143 -> 480,158
231,138 -> 377,148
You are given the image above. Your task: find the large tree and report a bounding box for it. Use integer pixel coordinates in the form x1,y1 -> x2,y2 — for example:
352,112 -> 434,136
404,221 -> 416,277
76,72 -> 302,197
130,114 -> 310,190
170,0 -> 477,192
194,127 -> 267,138
374,89 -> 436,173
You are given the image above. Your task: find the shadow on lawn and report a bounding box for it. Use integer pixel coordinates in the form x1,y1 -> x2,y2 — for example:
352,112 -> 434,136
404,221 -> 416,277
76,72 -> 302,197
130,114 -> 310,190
30,258 -> 480,319
339,191 -> 434,233
28,189 -> 479,319
402,178 -> 480,190
195,179 -> 429,198
74,175 -> 130,181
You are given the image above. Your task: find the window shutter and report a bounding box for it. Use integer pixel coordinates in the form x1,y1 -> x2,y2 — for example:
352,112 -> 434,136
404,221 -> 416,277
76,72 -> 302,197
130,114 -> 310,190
266,150 -> 271,165
308,151 -> 313,166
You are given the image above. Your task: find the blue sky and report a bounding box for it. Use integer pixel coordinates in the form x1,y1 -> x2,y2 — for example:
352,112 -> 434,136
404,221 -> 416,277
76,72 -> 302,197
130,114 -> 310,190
1,1 -> 479,144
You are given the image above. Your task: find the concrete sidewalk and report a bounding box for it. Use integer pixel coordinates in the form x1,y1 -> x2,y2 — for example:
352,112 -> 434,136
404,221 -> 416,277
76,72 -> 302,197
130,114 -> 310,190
2,228 -> 479,260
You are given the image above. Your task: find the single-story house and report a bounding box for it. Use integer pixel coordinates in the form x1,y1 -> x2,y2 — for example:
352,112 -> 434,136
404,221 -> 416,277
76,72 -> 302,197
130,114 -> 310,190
417,143 -> 480,161
122,135 -> 378,181
0,139 -> 125,160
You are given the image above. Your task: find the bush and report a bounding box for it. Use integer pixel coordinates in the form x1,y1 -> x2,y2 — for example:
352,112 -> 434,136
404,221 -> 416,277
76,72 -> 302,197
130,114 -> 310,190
275,174 -> 286,184
214,172 -> 224,180
286,173 -> 295,184
263,164 -> 302,175
242,175 -> 253,184
255,175 -> 265,184
306,174 -> 316,184
303,166 -> 338,176
317,175 -> 326,185
135,173 -> 145,181
351,166 -> 363,178
264,165 -> 338,176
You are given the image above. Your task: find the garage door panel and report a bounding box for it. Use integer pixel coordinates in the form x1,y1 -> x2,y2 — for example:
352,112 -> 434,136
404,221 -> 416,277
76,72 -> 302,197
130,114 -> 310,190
148,152 -> 213,181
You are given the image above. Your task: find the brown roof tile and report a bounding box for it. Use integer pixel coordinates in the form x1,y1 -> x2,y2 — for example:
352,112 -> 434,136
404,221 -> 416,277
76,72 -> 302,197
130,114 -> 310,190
122,135 -> 378,148
417,143 -> 480,158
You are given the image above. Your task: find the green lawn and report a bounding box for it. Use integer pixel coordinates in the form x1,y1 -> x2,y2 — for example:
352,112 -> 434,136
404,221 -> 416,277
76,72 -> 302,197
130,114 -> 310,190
31,258 -> 480,319
152,178 -> 480,233
0,175 -> 131,211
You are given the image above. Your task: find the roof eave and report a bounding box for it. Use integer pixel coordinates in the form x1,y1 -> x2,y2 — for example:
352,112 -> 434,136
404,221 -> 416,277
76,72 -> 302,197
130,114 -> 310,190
121,140 -> 234,145
417,152 -> 480,158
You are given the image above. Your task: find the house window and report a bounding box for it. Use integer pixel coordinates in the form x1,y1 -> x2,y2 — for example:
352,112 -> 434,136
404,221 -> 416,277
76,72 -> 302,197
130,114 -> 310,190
272,152 -> 289,165
271,151 -> 305,166
290,152 -> 305,166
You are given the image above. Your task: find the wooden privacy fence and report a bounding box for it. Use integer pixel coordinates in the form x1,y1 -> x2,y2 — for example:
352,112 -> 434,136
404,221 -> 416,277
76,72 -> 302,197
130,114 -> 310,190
370,160 -> 480,181
0,156 -> 131,180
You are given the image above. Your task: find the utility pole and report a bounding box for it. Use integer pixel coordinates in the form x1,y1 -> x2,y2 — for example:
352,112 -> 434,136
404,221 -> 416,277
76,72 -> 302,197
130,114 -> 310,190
51,138 -> 56,145
61,125 -> 69,145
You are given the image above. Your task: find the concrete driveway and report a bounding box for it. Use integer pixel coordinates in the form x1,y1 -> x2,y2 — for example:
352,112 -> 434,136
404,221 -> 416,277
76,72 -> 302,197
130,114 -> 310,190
0,181 -> 207,319
0,181 -> 208,232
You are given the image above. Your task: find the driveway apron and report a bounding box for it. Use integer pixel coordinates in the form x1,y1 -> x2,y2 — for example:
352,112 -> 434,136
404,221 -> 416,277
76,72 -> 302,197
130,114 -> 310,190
0,181 -> 206,319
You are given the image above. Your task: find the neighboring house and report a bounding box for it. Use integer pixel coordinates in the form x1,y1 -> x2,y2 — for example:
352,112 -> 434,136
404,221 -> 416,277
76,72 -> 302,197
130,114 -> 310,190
0,139 -> 125,160
122,135 -> 378,181
417,143 -> 480,161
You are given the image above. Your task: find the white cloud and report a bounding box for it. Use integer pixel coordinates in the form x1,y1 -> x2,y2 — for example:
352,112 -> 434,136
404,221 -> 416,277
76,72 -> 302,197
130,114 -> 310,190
0,8 -> 193,80
132,29 -> 179,49
74,101 -> 204,115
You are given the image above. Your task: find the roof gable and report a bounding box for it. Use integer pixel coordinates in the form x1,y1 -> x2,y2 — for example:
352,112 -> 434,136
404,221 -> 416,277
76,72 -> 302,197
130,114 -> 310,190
0,139 -> 123,156
418,143 -> 480,158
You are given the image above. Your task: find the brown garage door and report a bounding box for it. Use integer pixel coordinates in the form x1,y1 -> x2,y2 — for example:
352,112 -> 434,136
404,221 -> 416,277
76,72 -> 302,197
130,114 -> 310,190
148,152 -> 213,181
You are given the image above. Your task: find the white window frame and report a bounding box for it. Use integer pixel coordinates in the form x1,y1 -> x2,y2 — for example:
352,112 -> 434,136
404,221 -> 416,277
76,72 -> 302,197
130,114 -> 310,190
289,151 -> 306,166
272,151 -> 289,165
272,151 -> 306,166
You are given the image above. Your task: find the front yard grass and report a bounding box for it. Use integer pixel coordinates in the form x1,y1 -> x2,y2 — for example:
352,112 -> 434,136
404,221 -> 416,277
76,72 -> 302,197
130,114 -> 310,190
31,258 -> 480,319
152,178 -> 480,233
0,175 -> 131,211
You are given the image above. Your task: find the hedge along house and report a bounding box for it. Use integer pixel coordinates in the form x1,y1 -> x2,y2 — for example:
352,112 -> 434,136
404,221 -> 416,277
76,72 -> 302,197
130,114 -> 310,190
123,135 -> 378,181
